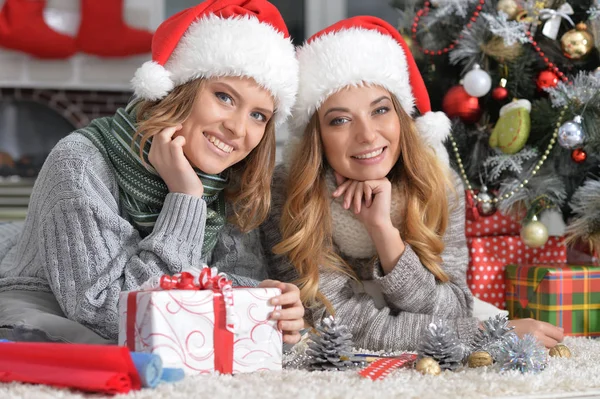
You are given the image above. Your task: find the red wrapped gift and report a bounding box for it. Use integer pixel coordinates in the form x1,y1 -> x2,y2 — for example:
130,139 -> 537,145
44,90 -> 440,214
464,191 -> 521,238
467,236 -> 567,308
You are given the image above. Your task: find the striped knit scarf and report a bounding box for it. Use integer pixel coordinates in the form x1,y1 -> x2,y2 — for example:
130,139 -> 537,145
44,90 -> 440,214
77,102 -> 227,255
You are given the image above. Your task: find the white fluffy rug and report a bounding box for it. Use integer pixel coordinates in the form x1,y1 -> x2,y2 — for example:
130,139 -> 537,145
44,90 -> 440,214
2,337 -> 600,399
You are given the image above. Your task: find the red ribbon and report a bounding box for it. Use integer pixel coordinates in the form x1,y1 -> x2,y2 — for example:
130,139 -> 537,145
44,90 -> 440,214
127,266 -> 236,373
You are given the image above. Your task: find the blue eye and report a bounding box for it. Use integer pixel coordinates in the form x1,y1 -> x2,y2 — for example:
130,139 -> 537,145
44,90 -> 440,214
216,92 -> 233,104
374,107 -> 390,115
330,117 -> 349,126
250,111 -> 267,122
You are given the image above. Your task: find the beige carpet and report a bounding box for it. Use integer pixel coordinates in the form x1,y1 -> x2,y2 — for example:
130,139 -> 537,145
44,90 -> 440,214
2,336 -> 600,399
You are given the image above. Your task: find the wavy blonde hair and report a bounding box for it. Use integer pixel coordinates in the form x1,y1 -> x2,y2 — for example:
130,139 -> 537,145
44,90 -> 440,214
273,94 -> 453,312
134,78 -> 276,232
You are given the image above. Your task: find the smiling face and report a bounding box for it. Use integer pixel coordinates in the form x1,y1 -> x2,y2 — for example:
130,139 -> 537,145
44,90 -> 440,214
317,84 -> 401,181
177,76 -> 275,175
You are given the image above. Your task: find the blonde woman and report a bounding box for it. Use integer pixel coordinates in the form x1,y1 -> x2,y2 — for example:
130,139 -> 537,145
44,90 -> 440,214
0,0 -> 304,345
265,16 -> 564,350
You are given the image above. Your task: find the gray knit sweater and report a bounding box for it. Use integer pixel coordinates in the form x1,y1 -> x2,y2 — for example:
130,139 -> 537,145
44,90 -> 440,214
0,133 -> 266,341
261,165 -> 480,351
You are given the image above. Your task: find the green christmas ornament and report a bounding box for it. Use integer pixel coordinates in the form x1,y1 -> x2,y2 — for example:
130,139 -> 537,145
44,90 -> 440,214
489,99 -> 531,154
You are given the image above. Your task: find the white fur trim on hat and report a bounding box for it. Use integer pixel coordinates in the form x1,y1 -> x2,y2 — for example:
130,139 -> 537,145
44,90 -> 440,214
131,61 -> 174,101
291,27 -> 414,134
133,15 -> 298,127
415,111 -> 451,166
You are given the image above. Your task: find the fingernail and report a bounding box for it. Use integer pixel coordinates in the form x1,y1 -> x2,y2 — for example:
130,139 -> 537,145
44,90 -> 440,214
270,298 -> 279,305
272,311 -> 281,319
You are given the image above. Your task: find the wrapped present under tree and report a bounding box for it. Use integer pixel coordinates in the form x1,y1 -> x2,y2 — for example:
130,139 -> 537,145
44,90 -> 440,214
505,263 -> 600,337
468,236 -> 566,309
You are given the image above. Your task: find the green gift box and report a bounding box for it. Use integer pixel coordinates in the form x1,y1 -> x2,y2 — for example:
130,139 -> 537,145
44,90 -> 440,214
505,263 -> 600,336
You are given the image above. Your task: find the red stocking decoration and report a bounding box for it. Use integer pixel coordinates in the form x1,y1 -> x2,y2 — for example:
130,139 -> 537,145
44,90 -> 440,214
0,0 -> 76,58
76,0 -> 152,57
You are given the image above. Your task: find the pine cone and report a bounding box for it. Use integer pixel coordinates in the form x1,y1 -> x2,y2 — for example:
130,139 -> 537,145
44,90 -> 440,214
306,316 -> 355,371
473,314 -> 516,360
417,320 -> 466,371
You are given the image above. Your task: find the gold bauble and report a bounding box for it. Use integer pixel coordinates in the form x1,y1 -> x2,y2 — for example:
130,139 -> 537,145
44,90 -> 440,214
497,0 -> 521,20
560,23 -> 594,59
415,357 -> 441,375
520,219 -> 549,249
468,351 -> 494,368
549,344 -> 572,358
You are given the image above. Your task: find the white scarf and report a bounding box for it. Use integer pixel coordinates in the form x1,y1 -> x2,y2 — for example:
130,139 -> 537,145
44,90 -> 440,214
325,170 -> 402,259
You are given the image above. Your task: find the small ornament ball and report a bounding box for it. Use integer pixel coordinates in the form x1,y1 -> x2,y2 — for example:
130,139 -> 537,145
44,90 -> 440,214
442,86 -> 481,124
468,351 -> 494,368
492,86 -> 509,101
537,70 -> 559,90
549,344 -> 571,358
463,65 -> 492,97
476,189 -> 497,217
571,148 -> 587,163
521,220 -> 549,249
497,0 -> 520,19
560,23 -> 594,59
558,116 -> 585,149
415,357 -> 441,375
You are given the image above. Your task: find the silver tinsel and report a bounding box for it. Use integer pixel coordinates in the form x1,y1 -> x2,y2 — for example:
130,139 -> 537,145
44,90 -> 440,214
547,72 -> 600,108
473,314 -> 516,361
497,334 -> 547,373
417,320 -> 467,371
306,316 -> 355,371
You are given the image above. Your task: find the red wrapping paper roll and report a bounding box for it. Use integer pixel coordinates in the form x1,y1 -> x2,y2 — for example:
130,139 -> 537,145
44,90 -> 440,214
0,342 -> 141,394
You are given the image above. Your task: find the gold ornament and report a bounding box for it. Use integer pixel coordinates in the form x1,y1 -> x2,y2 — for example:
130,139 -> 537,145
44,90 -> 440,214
415,357 -> 441,375
549,344 -> 572,358
560,23 -> 594,59
468,351 -> 494,368
497,0 -> 521,20
520,217 -> 549,248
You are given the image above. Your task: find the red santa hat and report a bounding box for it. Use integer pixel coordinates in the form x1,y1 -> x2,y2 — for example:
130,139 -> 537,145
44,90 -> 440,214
131,0 -> 298,127
288,16 -> 450,164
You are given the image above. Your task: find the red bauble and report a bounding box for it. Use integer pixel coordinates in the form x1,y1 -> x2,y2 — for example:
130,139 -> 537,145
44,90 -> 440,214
492,86 -> 509,101
537,70 -> 559,90
442,85 -> 482,124
571,148 -> 587,163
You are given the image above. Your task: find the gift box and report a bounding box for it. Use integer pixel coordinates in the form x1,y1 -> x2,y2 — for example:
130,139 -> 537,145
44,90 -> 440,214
505,263 -> 600,336
464,191 -> 521,238
118,270 -> 282,375
467,236 -> 566,308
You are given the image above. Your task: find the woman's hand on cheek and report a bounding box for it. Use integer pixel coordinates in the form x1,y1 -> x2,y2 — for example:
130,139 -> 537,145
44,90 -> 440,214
148,124 -> 205,198
332,171 -> 393,232
258,280 -> 305,344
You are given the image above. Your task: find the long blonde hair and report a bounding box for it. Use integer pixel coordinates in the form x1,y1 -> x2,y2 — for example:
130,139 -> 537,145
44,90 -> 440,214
273,95 -> 452,311
134,78 -> 276,232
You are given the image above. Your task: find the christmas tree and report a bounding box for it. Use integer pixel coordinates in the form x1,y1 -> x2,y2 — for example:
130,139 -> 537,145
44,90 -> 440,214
391,0 -> 600,252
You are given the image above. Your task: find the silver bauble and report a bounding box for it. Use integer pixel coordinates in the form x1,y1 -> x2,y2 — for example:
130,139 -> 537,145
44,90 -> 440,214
476,187 -> 497,216
557,116 -> 585,149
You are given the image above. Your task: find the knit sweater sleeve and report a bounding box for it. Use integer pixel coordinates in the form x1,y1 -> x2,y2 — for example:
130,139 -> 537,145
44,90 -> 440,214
262,166 -> 479,350
368,170 -> 475,320
27,135 -> 207,339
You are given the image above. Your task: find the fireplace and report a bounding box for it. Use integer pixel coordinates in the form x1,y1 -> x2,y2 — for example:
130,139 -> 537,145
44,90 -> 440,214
0,88 -> 133,220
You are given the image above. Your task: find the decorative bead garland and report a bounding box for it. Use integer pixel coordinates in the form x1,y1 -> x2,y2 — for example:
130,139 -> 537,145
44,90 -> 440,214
524,30 -> 570,84
448,105 -> 568,204
411,0 -> 486,56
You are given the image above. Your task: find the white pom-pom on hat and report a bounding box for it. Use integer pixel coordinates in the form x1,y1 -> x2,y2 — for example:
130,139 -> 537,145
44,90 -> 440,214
131,61 -> 174,101
415,111 -> 451,166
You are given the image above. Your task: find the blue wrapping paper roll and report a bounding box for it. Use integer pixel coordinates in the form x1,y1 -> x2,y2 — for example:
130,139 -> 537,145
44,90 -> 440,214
130,352 -> 162,388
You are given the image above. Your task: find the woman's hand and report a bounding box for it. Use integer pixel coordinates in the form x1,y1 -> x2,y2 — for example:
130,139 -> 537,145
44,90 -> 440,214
332,171 -> 393,232
148,125 -> 204,198
258,280 -> 305,344
331,171 -> 405,274
508,318 -> 565,348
